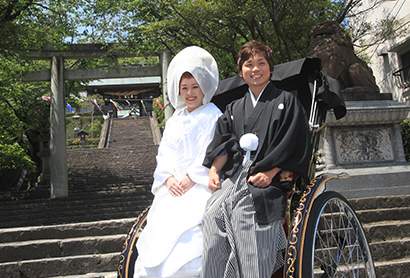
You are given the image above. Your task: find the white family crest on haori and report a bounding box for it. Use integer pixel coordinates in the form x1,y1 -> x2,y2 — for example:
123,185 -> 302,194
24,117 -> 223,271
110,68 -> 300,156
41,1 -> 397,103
167,46 -> 219,110
239,133 -> 259,165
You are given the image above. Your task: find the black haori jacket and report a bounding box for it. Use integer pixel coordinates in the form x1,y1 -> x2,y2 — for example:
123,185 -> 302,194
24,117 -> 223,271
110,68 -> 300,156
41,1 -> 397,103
204,82 -> 311,224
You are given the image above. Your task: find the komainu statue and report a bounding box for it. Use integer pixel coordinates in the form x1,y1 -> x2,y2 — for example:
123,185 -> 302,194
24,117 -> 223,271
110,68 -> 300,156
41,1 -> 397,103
307,20 -> 391,101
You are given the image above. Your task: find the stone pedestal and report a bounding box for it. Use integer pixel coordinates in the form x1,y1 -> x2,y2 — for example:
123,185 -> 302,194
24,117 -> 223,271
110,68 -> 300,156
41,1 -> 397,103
320,100 -> 410,199
324,100 -> 410,168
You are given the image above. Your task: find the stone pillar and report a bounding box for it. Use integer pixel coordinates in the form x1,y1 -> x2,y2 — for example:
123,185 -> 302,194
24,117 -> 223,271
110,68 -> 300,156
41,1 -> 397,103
159,50 -> 174,121
50,56 -> 68,198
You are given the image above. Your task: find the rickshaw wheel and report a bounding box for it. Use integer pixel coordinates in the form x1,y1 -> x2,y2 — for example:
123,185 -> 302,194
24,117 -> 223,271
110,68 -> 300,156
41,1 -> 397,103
118,207 -> 150,278
301,191 -> 376,277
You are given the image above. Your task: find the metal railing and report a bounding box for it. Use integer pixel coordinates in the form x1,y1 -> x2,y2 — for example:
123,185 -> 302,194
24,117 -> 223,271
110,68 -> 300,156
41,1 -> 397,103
393,65 -> 410,89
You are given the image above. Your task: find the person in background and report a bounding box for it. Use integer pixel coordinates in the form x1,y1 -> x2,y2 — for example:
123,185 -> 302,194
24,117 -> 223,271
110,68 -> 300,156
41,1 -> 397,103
134,46 -> 222,277
201,40 -> 311,278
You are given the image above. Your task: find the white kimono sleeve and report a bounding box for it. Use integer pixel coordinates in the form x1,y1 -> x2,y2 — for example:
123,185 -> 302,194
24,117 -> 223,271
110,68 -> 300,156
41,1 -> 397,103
151,117 -> 178,194
185,105 -> 221,187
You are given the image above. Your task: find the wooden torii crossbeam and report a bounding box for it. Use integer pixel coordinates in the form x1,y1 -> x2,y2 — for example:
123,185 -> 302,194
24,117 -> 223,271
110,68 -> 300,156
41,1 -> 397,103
21,44 -> 172,198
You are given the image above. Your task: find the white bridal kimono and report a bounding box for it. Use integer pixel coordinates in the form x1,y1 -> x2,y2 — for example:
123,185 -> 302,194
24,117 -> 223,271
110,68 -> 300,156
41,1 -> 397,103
135,103 -> 222,277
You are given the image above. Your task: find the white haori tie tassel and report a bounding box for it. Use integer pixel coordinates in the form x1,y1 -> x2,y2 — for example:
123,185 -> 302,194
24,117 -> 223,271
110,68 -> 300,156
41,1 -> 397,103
239,133 -> 259,166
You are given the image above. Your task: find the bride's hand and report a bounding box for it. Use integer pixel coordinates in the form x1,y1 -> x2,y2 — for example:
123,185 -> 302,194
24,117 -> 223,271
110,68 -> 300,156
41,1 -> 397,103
179,175 -> 195,194
166,176 -> 184,197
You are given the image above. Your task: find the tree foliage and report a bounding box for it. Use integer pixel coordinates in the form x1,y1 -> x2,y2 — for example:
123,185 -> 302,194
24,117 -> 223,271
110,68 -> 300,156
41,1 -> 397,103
123,0 -> 348,78
0,1 -> 90,180
0,52 -> 50,174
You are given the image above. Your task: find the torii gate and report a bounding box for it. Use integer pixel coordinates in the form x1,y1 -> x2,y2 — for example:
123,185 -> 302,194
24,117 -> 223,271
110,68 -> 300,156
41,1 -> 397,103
21,44 -> 173,198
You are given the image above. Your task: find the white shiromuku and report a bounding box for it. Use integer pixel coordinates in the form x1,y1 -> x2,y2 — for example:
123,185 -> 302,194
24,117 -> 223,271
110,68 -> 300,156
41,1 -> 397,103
135,103 -> 222,277
135,46 -> 221,278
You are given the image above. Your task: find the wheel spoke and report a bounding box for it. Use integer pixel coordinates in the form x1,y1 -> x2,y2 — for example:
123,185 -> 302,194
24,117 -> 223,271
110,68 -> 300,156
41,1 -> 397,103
308,195 -> 375,278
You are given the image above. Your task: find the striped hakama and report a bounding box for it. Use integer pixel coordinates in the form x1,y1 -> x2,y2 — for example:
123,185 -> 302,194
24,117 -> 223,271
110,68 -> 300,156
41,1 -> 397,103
201,160 -> 287,278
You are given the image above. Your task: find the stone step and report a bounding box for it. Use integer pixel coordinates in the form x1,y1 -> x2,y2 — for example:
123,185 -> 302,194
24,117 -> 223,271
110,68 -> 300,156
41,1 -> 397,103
2,252 -> 408,278
0,234 -> 125,263
48,272 -> 117,278
0,197 -> 148,218
348,194 -> 410,210
46,259 -> 410,278
1,189 -> 150,206
1,188 -> 151,205
66,178 -> 153,188
48,271 -> 117,278
67,168 -> 154,176
65,176 -> 154,186
67,172 -> 153,179
364,220 -> 410,242
374,256 -> 410,278
0,190 -> 152,211
370,237 -> 410,262
347,195 -> 410,228
2,190 -> 152,207
0,194 -> 149,228
0,218 -> 135,244
0,209 -> 142,229
356,207 -> 410,223
0,252 -> 120,278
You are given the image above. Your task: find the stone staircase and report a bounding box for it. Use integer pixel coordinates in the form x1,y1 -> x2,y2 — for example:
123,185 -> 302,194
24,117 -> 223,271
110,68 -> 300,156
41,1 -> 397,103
0,117 -> 158,277
351,194 -> 410,277
0,219 -> 133,278
1,194 -> 408,277
0,117 -> 409,277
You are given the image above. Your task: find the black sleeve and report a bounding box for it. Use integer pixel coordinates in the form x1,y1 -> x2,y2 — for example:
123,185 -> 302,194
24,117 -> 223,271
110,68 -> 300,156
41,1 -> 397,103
203,105 -> 243,178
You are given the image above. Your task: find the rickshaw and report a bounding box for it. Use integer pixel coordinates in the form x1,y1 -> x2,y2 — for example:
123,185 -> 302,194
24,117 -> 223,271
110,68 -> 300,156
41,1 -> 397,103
117,57 -> 376,278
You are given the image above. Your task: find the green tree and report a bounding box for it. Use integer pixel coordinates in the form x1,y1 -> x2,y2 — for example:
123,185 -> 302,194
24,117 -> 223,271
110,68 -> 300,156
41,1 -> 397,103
0,53 -> 49,184
122,0 -> 405,78
123,0 -> 346,78
0,1 -> 94,182
89,119 -> 103,138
